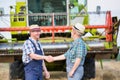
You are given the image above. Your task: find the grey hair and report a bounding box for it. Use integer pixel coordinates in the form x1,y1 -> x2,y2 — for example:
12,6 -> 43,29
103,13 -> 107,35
76,31 -> 83,36
73,28 -> 83,36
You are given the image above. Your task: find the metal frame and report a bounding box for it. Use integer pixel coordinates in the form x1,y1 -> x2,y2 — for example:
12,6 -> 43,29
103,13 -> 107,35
0,11 -> 112,42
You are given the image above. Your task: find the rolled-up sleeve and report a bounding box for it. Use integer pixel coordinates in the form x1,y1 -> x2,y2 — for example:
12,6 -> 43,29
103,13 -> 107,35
22,40 -> 35,63
64,51 -> 68,58
76,42 -> 84,58
24,40 -> 35,55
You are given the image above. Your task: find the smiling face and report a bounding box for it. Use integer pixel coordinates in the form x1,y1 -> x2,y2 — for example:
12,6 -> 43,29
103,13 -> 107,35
71,27 -> 76,39
29,25 -> 41,40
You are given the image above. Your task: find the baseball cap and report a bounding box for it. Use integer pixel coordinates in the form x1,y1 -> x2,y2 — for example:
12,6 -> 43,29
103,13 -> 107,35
29,25 -> 40,32
73,23 -> 85,34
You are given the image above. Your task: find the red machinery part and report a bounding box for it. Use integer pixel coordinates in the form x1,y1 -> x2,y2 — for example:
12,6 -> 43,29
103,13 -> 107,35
0,11 -> 112,42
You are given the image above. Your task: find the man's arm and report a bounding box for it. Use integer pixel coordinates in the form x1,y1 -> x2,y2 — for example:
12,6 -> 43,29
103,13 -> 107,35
29,53 -> 45,60
43,60 -> 50,79
29,53 -> 50,79
53,54 -> 66,61
45,54 -> 66,63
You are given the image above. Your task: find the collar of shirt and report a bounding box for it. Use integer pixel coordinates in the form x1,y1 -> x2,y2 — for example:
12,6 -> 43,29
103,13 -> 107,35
29,37 -> 39,44
72,38 -> 81,45
29,37 -> 40,50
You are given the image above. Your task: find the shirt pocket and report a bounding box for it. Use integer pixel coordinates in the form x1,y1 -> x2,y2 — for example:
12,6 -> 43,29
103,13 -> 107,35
69,49 -> 76,63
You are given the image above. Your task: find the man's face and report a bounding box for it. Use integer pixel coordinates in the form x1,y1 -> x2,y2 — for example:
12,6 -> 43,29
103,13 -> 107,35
71,28 -> 75,38
30,28 -> 41,40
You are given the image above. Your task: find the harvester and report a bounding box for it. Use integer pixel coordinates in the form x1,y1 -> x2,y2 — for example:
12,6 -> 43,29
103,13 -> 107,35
0,0 -> 119,80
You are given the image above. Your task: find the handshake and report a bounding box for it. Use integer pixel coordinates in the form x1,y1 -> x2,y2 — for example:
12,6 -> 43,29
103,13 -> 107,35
44,55 -> 54,63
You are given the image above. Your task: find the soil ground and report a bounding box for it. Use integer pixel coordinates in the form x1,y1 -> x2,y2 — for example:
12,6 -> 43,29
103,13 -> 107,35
0,59 -> 120,80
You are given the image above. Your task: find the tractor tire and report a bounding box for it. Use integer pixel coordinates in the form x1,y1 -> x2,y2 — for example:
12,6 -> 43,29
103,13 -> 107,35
82,57 -> 95,80
9,60 -> 25,80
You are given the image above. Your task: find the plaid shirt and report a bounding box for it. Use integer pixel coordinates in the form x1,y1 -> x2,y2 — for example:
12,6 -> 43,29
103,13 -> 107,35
22,37 -> 44,64
64,38 -> 87,65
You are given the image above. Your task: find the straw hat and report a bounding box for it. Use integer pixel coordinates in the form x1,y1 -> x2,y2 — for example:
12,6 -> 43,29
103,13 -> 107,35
73,23 -> 85,34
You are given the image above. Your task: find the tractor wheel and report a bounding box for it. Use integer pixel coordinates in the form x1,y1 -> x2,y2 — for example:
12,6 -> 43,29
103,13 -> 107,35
9,60 -> 25,80
82,57 -> 95,80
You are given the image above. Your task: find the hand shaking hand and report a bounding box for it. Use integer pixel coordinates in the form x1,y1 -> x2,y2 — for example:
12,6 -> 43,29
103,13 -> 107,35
44,55 -> 54,62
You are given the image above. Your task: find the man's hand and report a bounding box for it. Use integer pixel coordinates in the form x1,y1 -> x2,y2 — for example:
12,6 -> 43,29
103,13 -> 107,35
44,55 -> 54,62
69,70 -> 74,78
44,70 -> 50,79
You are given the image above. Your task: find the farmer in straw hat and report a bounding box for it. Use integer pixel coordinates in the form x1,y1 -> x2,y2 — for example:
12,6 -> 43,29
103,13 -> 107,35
46,23 -> 87,80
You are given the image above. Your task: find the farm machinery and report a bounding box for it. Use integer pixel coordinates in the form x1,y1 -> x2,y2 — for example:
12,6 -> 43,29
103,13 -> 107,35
0,0 -> 120,80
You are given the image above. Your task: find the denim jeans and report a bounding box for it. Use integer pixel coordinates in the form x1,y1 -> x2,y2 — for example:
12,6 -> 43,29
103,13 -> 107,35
24,68 -> 43,80
66,58 -> 84,80
67,66 -> 83,80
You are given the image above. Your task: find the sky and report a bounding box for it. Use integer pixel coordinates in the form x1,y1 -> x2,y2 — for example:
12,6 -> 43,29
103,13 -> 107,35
88,0 -> 120,19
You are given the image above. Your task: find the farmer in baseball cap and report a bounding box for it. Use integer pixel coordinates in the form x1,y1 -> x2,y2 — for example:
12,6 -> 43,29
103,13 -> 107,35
22,24 -> 50,80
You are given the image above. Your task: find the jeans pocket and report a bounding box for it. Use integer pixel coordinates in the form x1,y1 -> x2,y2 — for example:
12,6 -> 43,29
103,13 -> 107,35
24,67 -> 32,73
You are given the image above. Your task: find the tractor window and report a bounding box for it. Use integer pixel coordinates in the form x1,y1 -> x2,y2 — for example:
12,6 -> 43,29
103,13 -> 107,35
28,0 -> 66,13
28,0 -> 67,26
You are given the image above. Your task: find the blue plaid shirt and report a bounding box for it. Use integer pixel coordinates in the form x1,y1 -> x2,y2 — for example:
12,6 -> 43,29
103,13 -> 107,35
64,38 -> 87,65
22,37 -> 44,64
